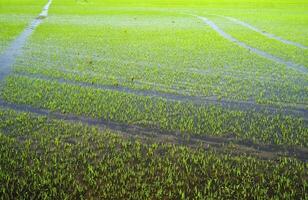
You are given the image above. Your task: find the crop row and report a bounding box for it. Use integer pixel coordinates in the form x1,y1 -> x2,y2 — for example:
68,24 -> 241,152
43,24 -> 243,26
12,71 -> 308,120
12,16 -> 307,107
0,108 -> 307,199
1,75 -> 307,147
14,63 -> 308,109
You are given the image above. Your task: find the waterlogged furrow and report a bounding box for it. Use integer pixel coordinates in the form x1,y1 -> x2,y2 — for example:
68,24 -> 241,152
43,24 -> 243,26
0,0 -> 52,81
1,99 -> 307,161
0,0 -> 48,53
16,49 -> 307,86
13,61 -> 308,107
15,72 -> 308,119
1,75 -> 307,147
196,16 -> 308,74
224,16 -> 308,49
15,64 -> 199,95
208,15 -> 308,67
0,15 -> 33,54
40,0 -> 52,17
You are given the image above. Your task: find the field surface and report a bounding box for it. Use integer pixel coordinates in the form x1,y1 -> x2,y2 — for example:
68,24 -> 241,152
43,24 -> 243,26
0,0 -> 307,199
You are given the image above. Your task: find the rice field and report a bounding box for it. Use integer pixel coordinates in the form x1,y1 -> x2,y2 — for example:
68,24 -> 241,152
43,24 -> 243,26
0,0 -> 307,199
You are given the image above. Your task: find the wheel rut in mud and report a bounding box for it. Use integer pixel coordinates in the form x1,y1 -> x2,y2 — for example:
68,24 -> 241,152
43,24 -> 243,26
196,16 -> 308,74
223,16 -> 308,49
0,99 -> 307,161
14,72 -> 308,121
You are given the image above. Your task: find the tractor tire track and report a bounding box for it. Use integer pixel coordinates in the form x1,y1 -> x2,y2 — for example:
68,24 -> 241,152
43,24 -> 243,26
224,16 -> 308,50
13,72 -> 308,120
0,99 -> 307,161
0,0 -> 52,81
195,16 -> 308,74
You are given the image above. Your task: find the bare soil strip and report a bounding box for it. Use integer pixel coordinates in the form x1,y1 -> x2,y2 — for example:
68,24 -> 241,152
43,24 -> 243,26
224,16 -> 308,50
0,99 -> 307,161
196,16 -> 308,74
0,0 -> 52,81
16,72 -> 308,120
